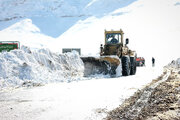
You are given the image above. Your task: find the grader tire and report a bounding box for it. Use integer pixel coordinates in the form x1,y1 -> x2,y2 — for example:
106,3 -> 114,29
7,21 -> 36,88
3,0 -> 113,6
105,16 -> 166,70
130,57 -> 136,75
121,56 -> 130,76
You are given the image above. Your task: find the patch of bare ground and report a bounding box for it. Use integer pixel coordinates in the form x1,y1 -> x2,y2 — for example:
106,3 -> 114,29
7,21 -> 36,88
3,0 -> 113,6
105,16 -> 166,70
105,68 -> 180,120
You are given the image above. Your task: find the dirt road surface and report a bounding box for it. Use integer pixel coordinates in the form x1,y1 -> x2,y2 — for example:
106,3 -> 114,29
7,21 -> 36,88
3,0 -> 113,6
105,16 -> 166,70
106,67 -> 180,120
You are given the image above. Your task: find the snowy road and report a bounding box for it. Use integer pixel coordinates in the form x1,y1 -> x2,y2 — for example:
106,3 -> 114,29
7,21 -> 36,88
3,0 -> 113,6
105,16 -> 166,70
0,66 -> 163,120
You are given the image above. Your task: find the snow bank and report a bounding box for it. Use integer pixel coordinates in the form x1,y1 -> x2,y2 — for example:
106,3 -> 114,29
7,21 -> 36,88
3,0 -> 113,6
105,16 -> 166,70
168,58 -> 180,68
177,58 -> 180,67
0,46 -> 84,90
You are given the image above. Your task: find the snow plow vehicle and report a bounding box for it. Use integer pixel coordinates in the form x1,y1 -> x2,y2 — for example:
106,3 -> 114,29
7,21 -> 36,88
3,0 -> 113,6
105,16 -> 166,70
81,29 -> 137,77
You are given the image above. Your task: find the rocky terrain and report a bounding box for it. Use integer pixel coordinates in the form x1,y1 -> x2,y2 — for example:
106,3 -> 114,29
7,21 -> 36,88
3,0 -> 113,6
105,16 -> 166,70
105,65 -> 180,120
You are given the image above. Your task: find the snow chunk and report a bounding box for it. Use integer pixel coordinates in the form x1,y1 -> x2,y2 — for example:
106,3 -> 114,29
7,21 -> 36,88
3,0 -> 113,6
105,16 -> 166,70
168,58 -> 180,68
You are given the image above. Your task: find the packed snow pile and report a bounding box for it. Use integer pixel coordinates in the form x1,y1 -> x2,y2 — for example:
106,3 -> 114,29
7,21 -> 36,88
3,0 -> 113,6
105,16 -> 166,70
176,58 -> 180,68
0,46 -> 84,90
168,58 -> 180,68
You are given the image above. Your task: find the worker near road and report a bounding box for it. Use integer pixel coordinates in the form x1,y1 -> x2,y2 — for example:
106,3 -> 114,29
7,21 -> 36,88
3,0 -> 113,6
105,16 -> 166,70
152,57 -> 155,67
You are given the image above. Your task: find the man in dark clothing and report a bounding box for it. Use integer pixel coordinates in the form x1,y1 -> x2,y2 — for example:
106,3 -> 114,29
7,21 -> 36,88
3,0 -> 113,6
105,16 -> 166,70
152,57 -> 155,67
111,36 -> 118,44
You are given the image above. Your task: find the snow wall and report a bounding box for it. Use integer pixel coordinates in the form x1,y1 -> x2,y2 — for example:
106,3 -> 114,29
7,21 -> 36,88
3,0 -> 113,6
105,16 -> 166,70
0,46 -> 84,90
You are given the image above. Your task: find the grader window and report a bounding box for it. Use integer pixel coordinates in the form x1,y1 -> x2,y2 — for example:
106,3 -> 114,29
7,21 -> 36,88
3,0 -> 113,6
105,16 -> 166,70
106,33 -> 121,44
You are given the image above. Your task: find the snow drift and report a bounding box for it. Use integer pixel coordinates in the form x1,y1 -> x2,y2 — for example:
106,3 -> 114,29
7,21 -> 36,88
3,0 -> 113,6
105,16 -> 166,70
0,46 -> 84,90
168,58 -> 180,68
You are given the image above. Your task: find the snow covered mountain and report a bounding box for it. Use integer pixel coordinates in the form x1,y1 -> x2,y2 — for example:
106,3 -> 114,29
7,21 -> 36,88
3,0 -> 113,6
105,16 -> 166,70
57,0 -> 180,65
0,0 -> 136,19
0,0 -> 88,21
0,0 -> 136,37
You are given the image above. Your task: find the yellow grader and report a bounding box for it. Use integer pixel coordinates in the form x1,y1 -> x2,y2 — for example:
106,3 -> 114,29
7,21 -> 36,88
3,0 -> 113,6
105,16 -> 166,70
81,29 -> 137,77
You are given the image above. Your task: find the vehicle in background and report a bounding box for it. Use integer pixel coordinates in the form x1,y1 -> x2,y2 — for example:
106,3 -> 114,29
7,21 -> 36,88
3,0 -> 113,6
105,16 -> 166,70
136,57 -> 145,66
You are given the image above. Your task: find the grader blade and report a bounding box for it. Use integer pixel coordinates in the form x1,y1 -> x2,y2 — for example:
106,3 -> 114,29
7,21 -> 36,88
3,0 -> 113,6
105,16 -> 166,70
81,56 -> 121,77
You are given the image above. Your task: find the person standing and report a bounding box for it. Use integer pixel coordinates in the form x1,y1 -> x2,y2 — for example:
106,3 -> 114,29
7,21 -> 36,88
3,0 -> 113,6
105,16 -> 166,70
152,57 -> 155,67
